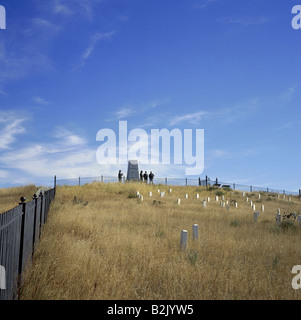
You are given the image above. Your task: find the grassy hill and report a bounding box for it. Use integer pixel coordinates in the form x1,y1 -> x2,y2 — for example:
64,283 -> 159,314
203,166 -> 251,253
0,185 -> 37,214
18,182 -> 301,300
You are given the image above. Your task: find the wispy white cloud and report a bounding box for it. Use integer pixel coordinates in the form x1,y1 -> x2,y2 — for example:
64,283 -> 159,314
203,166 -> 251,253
219,16 -> 271,27
53,127 -> 87,147
80,31 -> 116,67
193,0 -> 220,9
169,111 -> 208,126
0,112 -> 27,150
278,86 -> 296,105
53,2 -> 73,15
113,108 -> 134,120
33,96 -> 50,105
31,18 -> 60,31
208,149 -> 230,158
109,98 -> 170,122
213,99 -> 259,123
0,125 -> 98,183
50,0 -> 101,20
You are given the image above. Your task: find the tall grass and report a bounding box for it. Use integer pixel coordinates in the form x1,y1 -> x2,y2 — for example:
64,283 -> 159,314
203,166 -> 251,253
19,182 -> 301,300
0,185 -> 37,214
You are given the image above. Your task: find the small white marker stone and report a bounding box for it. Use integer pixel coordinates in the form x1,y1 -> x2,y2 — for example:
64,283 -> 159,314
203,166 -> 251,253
180,230 -> 188,250
193,224 -> 199,240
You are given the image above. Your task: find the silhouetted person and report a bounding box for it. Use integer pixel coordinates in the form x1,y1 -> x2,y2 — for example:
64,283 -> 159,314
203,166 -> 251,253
143,171 -> 148,183
140,170 -> 143,182
149,171 -> 154,184
118,170 -> 123,182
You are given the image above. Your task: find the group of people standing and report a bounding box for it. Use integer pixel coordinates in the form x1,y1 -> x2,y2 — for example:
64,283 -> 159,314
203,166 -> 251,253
140,170 -> 154,184
117,169 -> 155,184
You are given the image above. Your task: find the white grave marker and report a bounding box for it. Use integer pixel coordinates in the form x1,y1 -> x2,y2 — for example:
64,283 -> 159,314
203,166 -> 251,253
193,224 -> 199,240
254,211 -> 259,222
180,230 -> 188,250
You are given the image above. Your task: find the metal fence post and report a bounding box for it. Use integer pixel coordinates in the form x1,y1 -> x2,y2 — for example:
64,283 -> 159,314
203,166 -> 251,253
54,175 -> 56,196
39,192 -> 44,239
32,194 -> 38,255
17,197 -> 27,287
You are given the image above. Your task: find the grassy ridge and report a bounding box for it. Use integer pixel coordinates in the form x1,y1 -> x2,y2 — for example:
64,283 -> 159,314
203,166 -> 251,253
19,182 -> 301,300
0,185 -> 37,214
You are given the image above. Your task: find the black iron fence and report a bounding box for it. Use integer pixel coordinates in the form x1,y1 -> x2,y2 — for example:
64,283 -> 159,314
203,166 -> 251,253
55,175 -> 300,196
0,188 -> 55,300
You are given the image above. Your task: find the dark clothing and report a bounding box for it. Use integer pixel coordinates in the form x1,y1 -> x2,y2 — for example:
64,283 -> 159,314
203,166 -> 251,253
149,172 -> 154,184
118,171 -> 123,182
140,171 -> 143,181
143,173 -> 148,182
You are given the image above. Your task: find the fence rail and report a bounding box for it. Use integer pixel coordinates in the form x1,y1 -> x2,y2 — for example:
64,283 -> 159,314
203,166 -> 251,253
56,175 -> 300,196
0,188 -> 55,300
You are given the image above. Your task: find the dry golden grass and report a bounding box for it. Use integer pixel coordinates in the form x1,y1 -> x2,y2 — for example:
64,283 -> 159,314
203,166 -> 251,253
0,185 -> 37,214
19,182 -> 301,300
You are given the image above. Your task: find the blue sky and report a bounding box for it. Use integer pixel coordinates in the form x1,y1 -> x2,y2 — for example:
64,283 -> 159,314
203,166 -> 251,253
0,0 -> 301,191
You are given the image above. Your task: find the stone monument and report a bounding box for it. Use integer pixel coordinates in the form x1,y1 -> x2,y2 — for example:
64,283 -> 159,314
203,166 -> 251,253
126,160 -> 139,181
